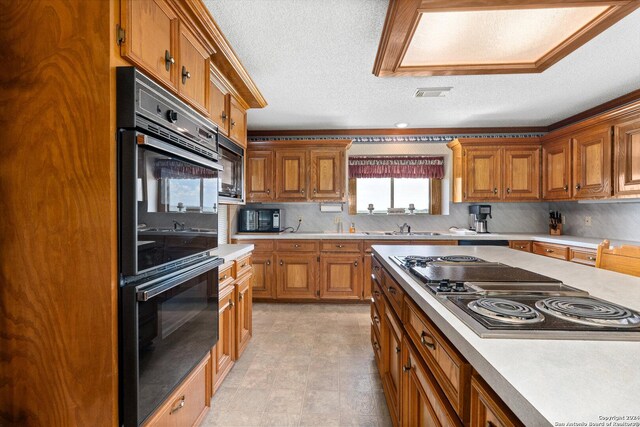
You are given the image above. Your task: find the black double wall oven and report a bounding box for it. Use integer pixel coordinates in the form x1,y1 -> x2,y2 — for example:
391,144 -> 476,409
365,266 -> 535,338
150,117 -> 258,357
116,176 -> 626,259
117,67 -> 223,426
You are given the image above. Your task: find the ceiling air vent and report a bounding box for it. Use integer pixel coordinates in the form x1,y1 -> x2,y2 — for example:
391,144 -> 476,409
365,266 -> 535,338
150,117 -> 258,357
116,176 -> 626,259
414,87 -> 452,98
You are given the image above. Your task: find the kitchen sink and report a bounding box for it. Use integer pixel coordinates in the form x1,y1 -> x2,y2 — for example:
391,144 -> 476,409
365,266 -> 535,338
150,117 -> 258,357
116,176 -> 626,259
361,231 -> 440,236
409,232 -> 441,236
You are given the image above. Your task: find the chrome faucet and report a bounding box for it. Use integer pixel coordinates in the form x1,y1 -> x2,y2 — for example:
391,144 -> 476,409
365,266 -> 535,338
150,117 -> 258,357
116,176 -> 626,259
173,220 -> 185,231
397,222 -> 411,234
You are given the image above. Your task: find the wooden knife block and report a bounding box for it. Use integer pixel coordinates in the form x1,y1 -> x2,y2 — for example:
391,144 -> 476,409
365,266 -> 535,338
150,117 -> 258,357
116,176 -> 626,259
549,224 -> 563,235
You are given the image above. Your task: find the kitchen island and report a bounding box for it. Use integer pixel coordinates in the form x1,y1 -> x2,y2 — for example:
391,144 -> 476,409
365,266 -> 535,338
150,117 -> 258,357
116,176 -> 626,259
372,244 -> 640,426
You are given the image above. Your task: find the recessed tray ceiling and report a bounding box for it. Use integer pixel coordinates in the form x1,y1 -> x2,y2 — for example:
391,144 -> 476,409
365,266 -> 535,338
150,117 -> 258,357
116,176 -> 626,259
402,6 -> 609,67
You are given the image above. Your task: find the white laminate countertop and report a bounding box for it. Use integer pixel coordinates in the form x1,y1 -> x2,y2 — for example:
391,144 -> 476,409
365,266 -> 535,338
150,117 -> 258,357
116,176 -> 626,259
232,231 -> 640,249
372,245 -> 640,426
211,244 -> 254,263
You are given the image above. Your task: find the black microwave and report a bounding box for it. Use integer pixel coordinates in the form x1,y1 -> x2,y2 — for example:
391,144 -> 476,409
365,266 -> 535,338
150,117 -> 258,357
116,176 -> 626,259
238,208 -> 282,233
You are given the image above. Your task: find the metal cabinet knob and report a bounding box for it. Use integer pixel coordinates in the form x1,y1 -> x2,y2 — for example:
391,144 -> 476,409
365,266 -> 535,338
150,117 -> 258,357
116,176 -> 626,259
239,292 -> 243,301
280,260 -> 284,266
563,184 -> 569,192
294,244 -> 300,248
575,183 -> 581,190
493,188 -> 498,194
313,188 -> 317,194
231,120 -> 236,127
506,188 -> 511,194
402,362 -> 412,373
395,346 -> 401,354
181,66 -> 191,84
301,189 -> 305,195
164,50 -> 175,71
266,260 -> 271,266
221,111 -> 227,121
387,286 -> 397,294
354,261 -> 358,267
266,189 -> 271,195
228,300 -> 234,308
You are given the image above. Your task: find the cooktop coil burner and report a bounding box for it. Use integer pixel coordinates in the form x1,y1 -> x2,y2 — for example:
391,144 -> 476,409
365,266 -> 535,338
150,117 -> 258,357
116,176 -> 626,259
404,256 -> 436,263
439,255 -> 483,263
535,297 -> 640,328
468,298 -> 544,324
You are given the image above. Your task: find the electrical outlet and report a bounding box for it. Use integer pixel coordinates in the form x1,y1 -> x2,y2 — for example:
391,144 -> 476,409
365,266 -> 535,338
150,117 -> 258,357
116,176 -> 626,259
585,216 -> 592,226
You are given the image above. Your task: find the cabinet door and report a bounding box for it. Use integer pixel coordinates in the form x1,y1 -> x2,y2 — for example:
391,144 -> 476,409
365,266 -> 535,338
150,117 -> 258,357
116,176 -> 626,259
402,338 -> 462,427
276,254 -> 318,299
213,285 -> 235,393
319,254 -> 362,300
275,150 -> 308,201
572,126 -> 612,199
120,0 -> 178,90
177,25 -> 211,114
309,150 -> 344,201
234,274 -> 252,359
542,137 -> 572,200
614,117 -> 640,196
363,254 -> 373,300
229,97 -> 247,148
503,146 -> 540,200
246,150 -> 274,202
209,73 -> 230,136
464,147 -> 502,200
251,253 -> 275,299
383,309 -> 403,426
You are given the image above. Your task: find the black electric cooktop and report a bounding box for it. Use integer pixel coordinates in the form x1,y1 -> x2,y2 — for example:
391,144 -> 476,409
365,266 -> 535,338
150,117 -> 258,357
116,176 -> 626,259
410,264 -> 561,285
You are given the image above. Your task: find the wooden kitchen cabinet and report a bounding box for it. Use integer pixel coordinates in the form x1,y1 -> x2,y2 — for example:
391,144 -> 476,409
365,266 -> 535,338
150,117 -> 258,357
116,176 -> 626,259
251,253 -> 275,299
229,96 -> 248,147
532,242 -> 569,261
275,149 -> 308,201
383,308 -> 403,426
401,337 -> 462,427
212,282 -> 235,393
209,70 -> 230,135
542,137 -> 572,200
503,146 -> 540,200
464,147 -> 502,201
120,0 -> 179,91
275,253 -> 318,299
471,373 -> 523,427
509,241 -> 532,252
234,272 -> 252,359
246,150 -> 274,202
569,247 -> 597,267
319,254 -> 362,300
177,25 -> 211,114
572,126 -> 612,199
614,116 -> 640,196
309,149 -> 344,201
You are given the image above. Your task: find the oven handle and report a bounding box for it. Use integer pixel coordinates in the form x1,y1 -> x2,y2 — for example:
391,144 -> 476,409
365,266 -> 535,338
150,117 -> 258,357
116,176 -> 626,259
136,257 -> 224,301
137,133 -> 222,171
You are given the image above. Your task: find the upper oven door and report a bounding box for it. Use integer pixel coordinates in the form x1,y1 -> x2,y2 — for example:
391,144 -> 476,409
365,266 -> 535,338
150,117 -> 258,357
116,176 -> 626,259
120,130 -> 222,277
218,134 -> 244,204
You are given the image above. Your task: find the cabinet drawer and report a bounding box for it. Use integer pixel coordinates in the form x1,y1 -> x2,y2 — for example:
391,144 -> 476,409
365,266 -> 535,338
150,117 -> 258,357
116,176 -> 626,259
276,240 -> 318,252
371,325 -> 383,374
218,262 -> 234,289
532,242 -> 569,260
234,253 -> 252,278
382,270 -> 404,319
364,240 -> 413,253
371,301 -> 382,338
471,373 -> 523,427
569,247 -> 597,267
371,275 -> 385,315
403,297 -> 471,422
237,240 -> 274,253
320,240 -> 363,253
509,240 -> 532,252
144,354 -> 210,427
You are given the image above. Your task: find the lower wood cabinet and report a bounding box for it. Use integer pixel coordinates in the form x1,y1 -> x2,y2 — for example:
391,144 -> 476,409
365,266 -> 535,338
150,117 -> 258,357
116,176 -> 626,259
401,337 -> 462,427
212,283 -> 235,393
471,373 -> 523,427
235,272 -> 253,359
569,247 -> 597,267
532,242 -> 570,260
508,241 -> 532,252
251,253 -> 275,299
144,353 -> 211,427
319,253 -> 362,299
382,308 -> 403,426
276,253 -> 318,299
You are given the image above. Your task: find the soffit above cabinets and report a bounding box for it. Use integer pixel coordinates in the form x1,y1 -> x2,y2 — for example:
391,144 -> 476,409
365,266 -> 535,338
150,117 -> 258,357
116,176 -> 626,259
374,0 -> 640,77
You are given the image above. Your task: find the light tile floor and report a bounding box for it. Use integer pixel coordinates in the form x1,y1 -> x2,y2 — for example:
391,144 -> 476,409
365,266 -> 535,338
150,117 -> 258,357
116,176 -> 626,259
203,303 -> 392,427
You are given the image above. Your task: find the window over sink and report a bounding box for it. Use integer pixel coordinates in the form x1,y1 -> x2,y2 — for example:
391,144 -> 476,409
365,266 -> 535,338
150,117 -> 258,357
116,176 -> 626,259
355,177 -> 430,214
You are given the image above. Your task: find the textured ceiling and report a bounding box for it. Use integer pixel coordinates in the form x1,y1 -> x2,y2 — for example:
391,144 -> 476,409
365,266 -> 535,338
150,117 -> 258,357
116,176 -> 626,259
203,0 -> 640,131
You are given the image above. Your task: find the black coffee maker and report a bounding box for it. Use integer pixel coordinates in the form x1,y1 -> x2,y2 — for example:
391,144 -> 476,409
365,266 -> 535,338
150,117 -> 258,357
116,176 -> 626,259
468,205 -> 492,233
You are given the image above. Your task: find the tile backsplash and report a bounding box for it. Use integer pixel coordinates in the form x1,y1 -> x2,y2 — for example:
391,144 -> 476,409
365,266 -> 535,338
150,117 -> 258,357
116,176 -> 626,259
549,201 -> 640,242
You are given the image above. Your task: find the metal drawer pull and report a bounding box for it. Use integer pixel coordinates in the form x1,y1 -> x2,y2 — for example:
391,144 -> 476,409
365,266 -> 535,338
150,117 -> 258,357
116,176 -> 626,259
373,290 -> 381,297
294,244 -> 300,248
222,274 -> 228,279
588,256 -> 596,261
373,341 -> 380,350
545,249 -> 554,253
373,315 -> 380,324
402,360 -> 412,373
420,331 -> 436,349
387,286 -> 397,294
240,263 -> 247,268
170,396 -> 185,414
336,244 -> 344,248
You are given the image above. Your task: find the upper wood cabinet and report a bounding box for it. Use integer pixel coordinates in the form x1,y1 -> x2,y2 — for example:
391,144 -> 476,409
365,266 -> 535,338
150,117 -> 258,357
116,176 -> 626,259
310,150 -> 345,201
246,150 -> 274,201
614,116 -> 640,196
503,146 -> 540,200
229,97 -> 248,148
177,26 -> 212,114
209,71 -> 230,135
464,147 -> 502,201
448,139 -> 541,202
542,137 -> 572,200
275,149 -> 308,201
572,126 -> 612,199
120,0 -> 179,90
246,140 -> 351,203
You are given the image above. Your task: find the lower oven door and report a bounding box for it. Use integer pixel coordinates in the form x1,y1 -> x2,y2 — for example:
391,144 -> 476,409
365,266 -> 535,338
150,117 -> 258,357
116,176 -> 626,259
120,257 -> 222,426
